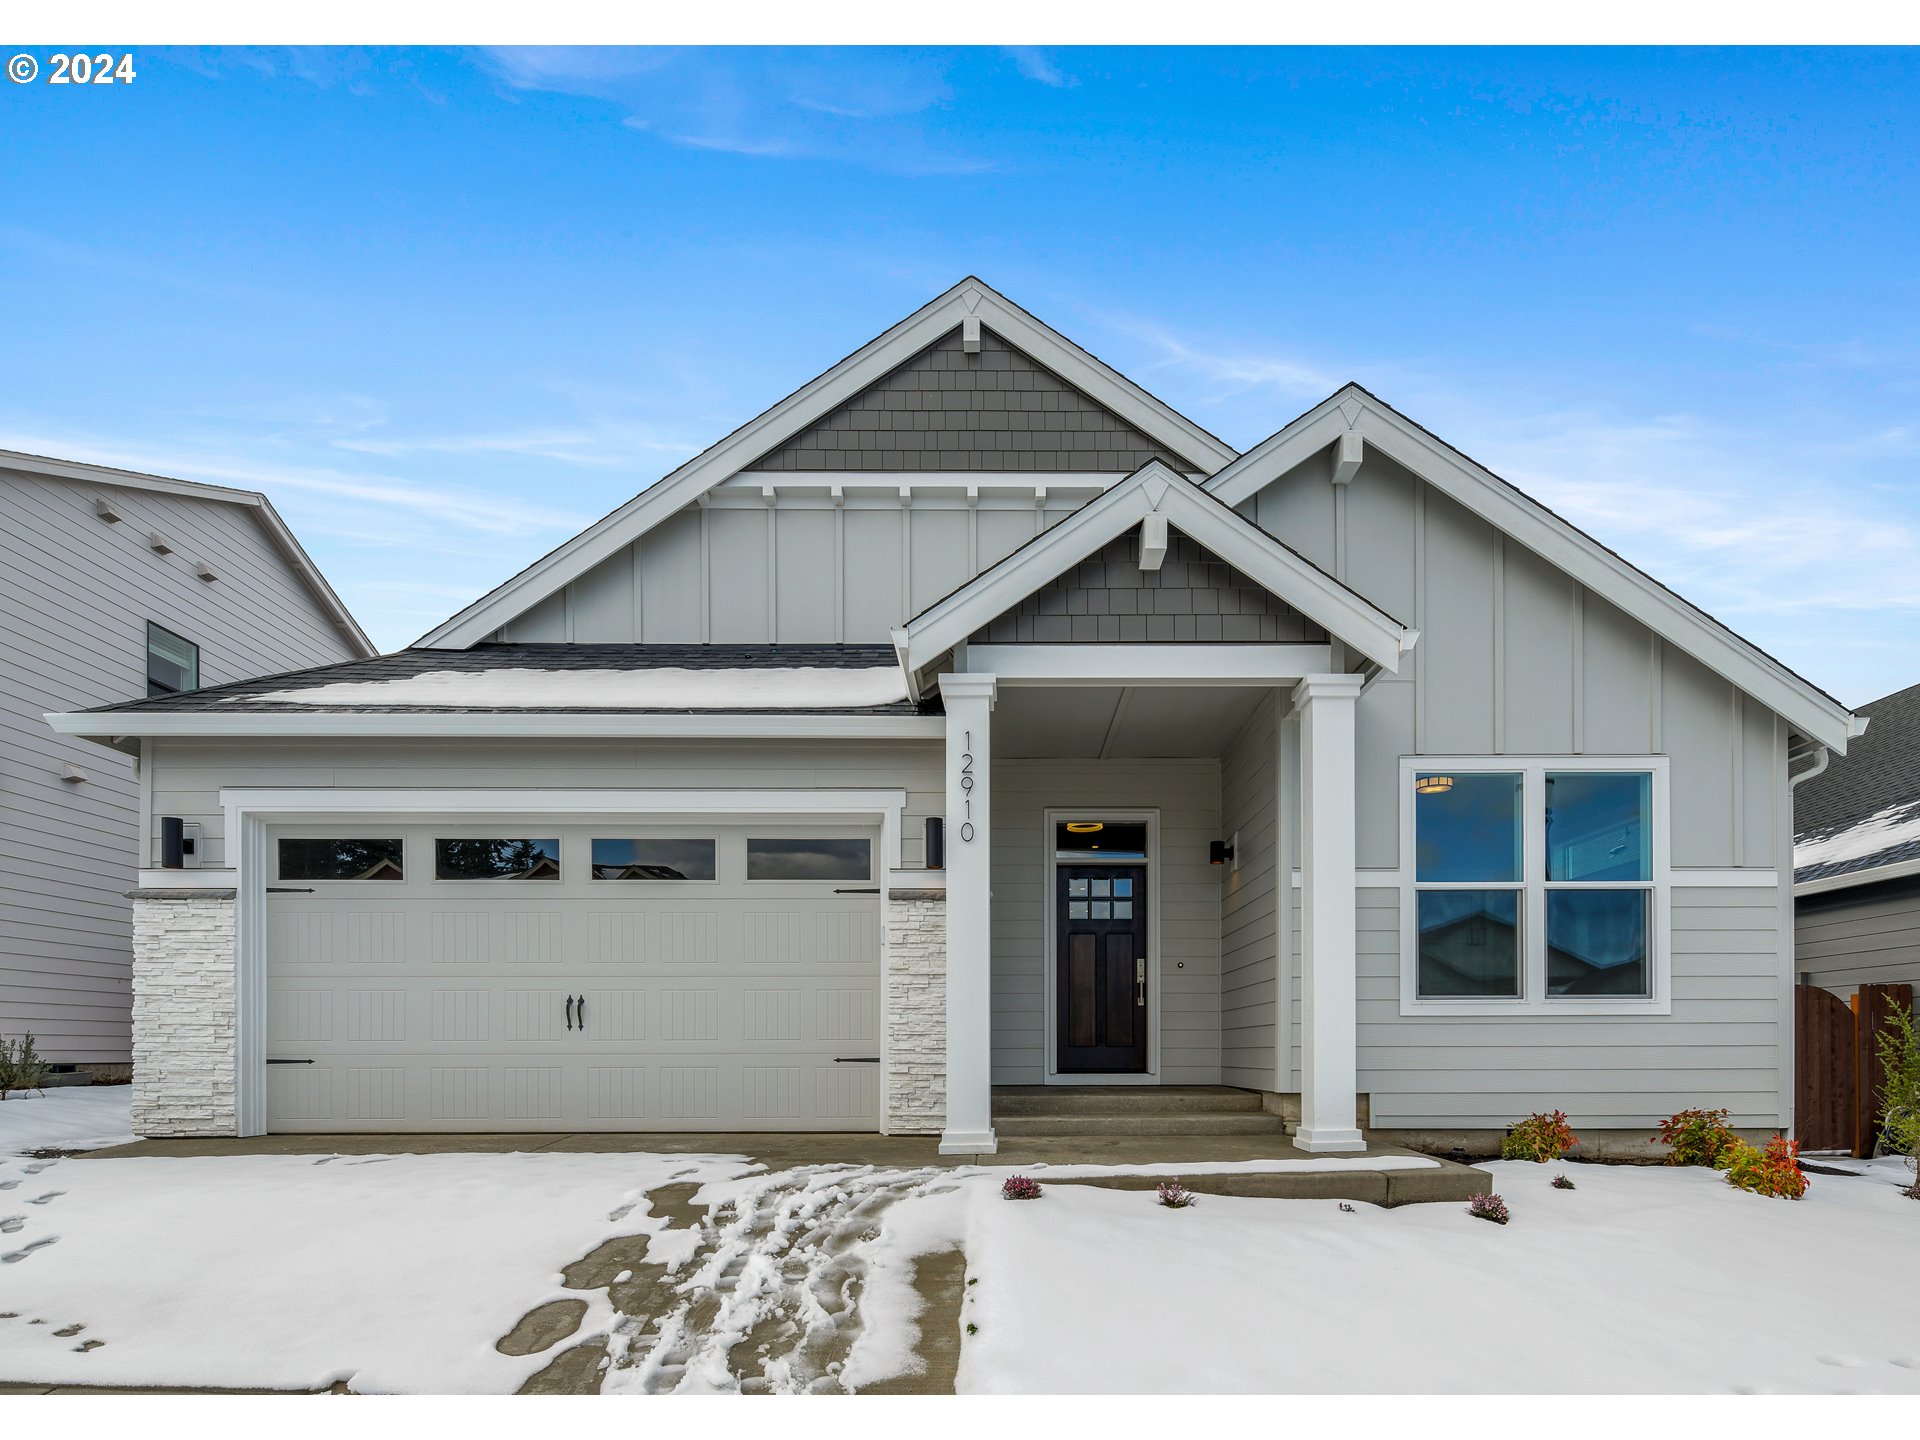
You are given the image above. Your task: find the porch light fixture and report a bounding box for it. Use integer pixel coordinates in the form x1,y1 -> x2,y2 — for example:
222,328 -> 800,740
1209,839 -> 1235,866
1414,775 -> 1455,796
1064,821 -> 1104,834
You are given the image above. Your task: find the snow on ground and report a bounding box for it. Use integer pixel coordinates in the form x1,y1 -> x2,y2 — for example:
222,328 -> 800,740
0,1087 -> 133,1156
1795,797 -> 1920,873
0,1149 -> 756,1393
952,1159 -> 1920,1394
235,666 -> 909,710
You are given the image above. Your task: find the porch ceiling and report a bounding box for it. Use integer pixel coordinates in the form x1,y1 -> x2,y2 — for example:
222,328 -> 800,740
992,684 -> 1269,759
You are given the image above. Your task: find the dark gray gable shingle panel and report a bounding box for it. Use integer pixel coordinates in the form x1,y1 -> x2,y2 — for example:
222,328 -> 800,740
969,529 -> 1332,646
81,643 -> 928,716
747,327 -> 1199,475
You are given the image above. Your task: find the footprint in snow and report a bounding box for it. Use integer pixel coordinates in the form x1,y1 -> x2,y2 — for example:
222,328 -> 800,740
1,1216 -> 23,1233
22,1162 -> 55,1174
25,1192 -> 64,1205
3,1237 -> 57,1263
74,1339 -> 104,1353
1890,1358 -> 1920,1370
1816,1355 -> 1865,1368
312,1156 -> 342,1166
53,1323 -> 85,1337
0,1180 -> 20,1191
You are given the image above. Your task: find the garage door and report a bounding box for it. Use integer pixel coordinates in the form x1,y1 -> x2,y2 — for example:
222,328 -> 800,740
262,821 -> 882,1132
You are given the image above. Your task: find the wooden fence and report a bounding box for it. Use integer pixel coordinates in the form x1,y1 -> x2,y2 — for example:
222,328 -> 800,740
1795,981 -> 1914,1157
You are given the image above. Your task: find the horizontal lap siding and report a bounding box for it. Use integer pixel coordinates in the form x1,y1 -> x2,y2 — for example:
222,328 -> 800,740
1220,696 -> 1279,1090
990,759 -> 1221,1085
1794,878 -> 1920,1000
1,468 -> 362,1063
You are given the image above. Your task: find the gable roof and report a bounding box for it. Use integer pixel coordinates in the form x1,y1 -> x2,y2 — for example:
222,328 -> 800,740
1,447 -> 375,658
1203,384 -> 1864,754
1793,681 -> 1920,891
896,459 -> 1417,682
414,278 -> 1239,650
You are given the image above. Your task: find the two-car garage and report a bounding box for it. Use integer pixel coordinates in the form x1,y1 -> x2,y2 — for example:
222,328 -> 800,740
261,820 -> 883,1132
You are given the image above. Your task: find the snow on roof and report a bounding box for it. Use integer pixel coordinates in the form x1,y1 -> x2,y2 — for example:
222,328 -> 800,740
232,666 -> 909,712
1795,797 -> 1920,885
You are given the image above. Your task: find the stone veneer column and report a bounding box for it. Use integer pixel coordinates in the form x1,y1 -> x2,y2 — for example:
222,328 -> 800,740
129,889 -> 239,1137
882,887 -> 948,1134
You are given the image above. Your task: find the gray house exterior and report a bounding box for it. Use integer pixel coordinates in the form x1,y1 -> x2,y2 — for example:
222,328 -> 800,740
50,279 -> 1864,1149
1794,681 -> 1920,1002
3,451 -> 373,1070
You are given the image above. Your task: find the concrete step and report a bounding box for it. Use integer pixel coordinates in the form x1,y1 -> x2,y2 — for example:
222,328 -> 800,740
991,1086 -> 1264,1117
993,1112 -> 1290,1138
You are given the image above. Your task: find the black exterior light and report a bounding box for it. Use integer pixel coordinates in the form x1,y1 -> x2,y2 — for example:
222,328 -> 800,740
925,816 -> 946,871
1208,839 -> 1235,867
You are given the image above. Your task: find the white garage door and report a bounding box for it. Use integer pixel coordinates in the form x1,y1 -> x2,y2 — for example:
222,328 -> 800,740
263,821 -> 882,1132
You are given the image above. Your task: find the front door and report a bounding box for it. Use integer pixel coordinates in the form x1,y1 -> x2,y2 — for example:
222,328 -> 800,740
1055,866 -> 1148,1073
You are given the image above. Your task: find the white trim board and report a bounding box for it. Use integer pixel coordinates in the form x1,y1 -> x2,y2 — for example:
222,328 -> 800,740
1795,856 -> 1920,897
966,643 -> 1333,686
898,460 -> 1417,679
414,278 -> 1238,650
49,712 -> 946,746
221,785 -> 909,1137
1202,386 -> 1862,753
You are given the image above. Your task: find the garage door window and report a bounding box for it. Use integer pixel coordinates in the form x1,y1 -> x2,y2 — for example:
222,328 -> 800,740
434,838 -> 561,881
278,838 -> 405,881
591,838 -> 717,881
746,838 -> 871,882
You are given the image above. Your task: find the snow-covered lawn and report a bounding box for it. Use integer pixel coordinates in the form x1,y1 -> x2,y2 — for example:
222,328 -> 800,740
0,1086 -> 133,1156
3,1102 -> 1916,1395
955,1158 -> 1920,1394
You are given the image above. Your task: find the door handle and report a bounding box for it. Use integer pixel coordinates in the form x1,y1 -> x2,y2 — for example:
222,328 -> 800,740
565,994 -> 575,1031
1136,956 -> 1147,1006
576,993 -> 586,1032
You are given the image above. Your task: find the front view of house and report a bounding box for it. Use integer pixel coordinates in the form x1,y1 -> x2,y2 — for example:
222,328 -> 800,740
51,279 -> 1865,1154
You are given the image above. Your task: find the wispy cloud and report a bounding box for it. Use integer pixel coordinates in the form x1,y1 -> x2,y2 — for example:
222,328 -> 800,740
1005,48 -> 1075,89
1100,314 -> 1344,402
333,425 -> 697,466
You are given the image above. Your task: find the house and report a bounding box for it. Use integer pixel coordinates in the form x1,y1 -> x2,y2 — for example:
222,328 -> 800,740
1794,681 -> 1920,1001
47,279 -> 1866,1153
4,450 -> 374,1078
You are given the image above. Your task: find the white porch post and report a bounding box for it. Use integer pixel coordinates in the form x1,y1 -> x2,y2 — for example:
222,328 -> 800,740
938,673 -> 998,1155
1292,673 -> 1366,1153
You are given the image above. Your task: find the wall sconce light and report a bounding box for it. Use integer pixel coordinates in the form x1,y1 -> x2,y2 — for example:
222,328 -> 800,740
1208,839 -> 1235,867
1414,775 -> 1455,796
925,816 -> 946,871
1064,821 -> 1104,834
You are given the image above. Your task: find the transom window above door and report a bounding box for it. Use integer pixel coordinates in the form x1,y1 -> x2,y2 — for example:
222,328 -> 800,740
1054,821 -> 1148,862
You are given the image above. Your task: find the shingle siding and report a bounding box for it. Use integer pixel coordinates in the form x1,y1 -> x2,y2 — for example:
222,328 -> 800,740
970,531 -> 1331,645
748,328 -> 1195,474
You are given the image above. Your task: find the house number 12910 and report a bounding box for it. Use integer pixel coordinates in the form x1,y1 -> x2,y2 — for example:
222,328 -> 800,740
957,729 -> 975,842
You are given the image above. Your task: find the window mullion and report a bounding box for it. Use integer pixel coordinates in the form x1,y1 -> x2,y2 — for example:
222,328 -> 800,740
1526,766 -> 1546,1005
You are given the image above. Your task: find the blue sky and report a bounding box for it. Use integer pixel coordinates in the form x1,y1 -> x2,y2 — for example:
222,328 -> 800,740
2,45 -> 1917,704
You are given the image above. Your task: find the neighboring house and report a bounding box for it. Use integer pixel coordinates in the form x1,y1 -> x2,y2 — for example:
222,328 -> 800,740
1794,681 -> 1920,1001
2,450 -> 374,1075
49,279 -> 1866,1152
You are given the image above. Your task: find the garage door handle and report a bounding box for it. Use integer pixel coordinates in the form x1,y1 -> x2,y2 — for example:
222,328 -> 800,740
833,1056 -> 880,1063
266,887 -> 315,894
834,887 -> 880,894
565,994 -> 575,1031
576,994 -> 586,1032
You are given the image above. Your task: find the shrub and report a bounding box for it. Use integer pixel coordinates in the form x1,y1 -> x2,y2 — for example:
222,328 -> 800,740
0,1034 -> 49,1101
1467,1192 -> 1509,1225
1156,1180 -> 1196,1209
1501,1110 -> 1578,1162
1551,1174 -> 1576,1191
1720,1136 -> 1809,1200
1656,1107 -> 1738,1168
1001,1175 -> 1042,1201
1874,1005 -> 1920,1175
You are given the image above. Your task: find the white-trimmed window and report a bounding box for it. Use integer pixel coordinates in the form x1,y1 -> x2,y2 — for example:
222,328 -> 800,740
1399,757 -> 1670,1016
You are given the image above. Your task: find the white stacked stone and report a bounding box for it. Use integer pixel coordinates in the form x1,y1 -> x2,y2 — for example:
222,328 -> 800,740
129,893 -> 238,1137
883,891 -> 947,1134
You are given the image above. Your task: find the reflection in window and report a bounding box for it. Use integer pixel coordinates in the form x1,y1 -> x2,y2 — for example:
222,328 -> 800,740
1054,821 -> 1148,860
146,622 -> 200,697
435,838 -> 561,880
279,838 -> 403,881
1417,890 -> 1521,998
1547,889 -> 1650,996
746,838 -> 872,881
1414,774 -> 1522,882
591,838 -> 716,881
1547,773 -> 1651,881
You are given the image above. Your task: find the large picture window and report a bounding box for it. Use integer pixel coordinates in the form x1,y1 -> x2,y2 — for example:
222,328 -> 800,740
1403,759 -> 1667,1014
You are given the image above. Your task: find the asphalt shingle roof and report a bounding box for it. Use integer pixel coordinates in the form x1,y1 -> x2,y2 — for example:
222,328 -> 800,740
84,644 -> 929,716
1793,681 -> 1920,884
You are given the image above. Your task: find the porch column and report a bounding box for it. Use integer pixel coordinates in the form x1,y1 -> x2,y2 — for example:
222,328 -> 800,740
1292,673 -> 1367,1153
938,673 -> 998,1155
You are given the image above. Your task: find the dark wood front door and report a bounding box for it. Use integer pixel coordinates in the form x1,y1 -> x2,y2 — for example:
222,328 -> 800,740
1055,866 -> 1148,1074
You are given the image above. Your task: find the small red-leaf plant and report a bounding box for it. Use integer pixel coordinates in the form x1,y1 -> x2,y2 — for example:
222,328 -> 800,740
1656,1107 -> 1738,1168
1501,1110 -> 1578,1162
1467,1192 -> 1510,1225
1156,1179 -> 1196,1209
1001,1175 -> 1042,1201
1720,1136 -> 1809,1200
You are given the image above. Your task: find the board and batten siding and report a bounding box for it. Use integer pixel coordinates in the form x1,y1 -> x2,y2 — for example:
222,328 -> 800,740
988,759 -> 1222,1085
0,465 -> 362,1064
1795,876 -> 1920,1001
1219,693 -> 1281,1091
144,737 -> 947,873
1250,443 -> 1793,1130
